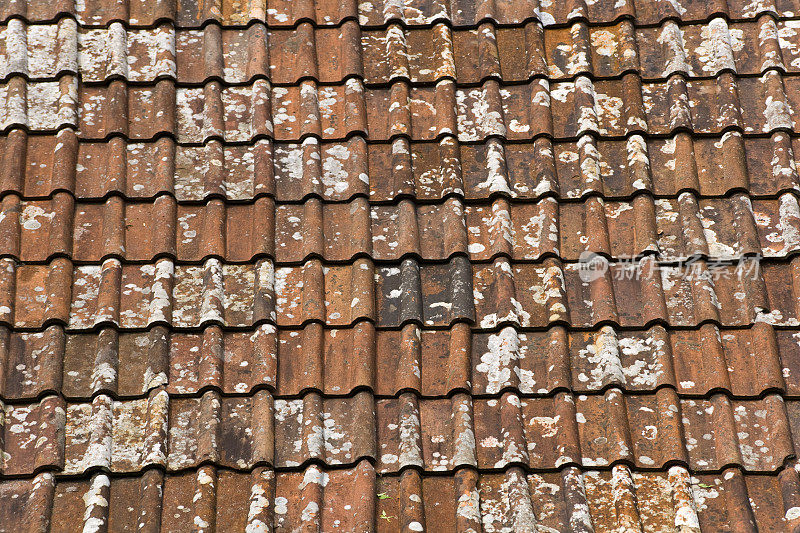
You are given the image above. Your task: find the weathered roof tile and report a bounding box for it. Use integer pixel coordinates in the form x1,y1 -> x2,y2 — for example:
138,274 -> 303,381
4,1 -> 800,529
3,321 -> 800,400
2,130 -> 798,202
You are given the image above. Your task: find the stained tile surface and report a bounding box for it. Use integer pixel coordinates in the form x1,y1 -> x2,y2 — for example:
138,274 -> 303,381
1,0 -> 800,531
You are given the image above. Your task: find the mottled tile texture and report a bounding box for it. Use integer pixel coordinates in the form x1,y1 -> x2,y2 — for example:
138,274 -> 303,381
2,0 -> 800,531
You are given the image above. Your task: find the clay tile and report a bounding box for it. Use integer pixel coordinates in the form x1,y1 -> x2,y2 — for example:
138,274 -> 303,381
0,473 -> 57,532
584,197 -> 614,257
0,130 -> 28,195
2,395 -> 65,475
601,256 -> 665,326
0,258 -> 16,326
215,325 -> 276,395
712,131 -> 749,193
0,195 -> 21,260
418,197 -> 467,259
368,139 -> 408,200
281,392 -> 376,467
515,138 -> 559,198
173,0 -> 220,26
661,132 -> 701,194
466,197 -> 512,260
269,24 -> 316,85
444,323 -> 473,392
395,392 -> 426,470
376,258 -> 421,327
474,23 -> 502,80
329,198 -> 372,260
475,393 -> 528,469
670,324 -> 729,395
370,199 -> 420,260
272,23 -> 318,84
270,138 -> 339,200
670,192 -> 710,258
642,388 -> 689,466
725,322 -> 786,396
472,258 -> 518,328
328,321 -> 375,394
573,326 -> 626,391
0,20 -> 29,79
600,466 -> 644,529
753,133 -> 800,194
570,22 -> 595,77
0,326 -> 62,400
422,396 -> 473,470
756,193 -> 800,258
492,23 -> 545,82
423,256 -> 474,326
686,395 -> 741,469
200,24 -> 225,81
4,77 -> 77,132
774,20 -> 800,73
326,21 -> 364,82
232,197 -> 275,260
701,18 -> 738,75
281,323 -> 324,395
644,21 -> 687,78
578,389 -> 635,466
659,75 -> 693,133
386,82 -> 411,139
363,25 -> 405,83
456,80 -> 506,141
470,326 -> 523,394
265,0 -> 347,26
415,25 -> 459,83
711,72 -> 743,132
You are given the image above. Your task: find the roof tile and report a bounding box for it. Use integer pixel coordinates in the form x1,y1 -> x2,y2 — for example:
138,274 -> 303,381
3,391 -> 798,476
2,321 -> 799,400
3,0 -> 800,528
2,131 -> 798,202
6,255 -> 800,330
7,18 -> 800,84
4,72 -> 800,140
5,0 -> 800,27
6,461 -> 800,532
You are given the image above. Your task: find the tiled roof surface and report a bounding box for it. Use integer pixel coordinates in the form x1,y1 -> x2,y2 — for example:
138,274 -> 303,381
2,1 -> 800,531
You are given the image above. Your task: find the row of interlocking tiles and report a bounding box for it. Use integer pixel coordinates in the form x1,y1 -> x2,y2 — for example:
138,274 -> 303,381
4,1 -> 800,531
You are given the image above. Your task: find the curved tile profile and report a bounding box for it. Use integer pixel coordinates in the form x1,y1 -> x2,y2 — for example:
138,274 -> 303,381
362,17 -> 800,84
5,17 -> 800,86
0,257 -> 278,329
4,1 -> 800,530
471,255 -> 800,328
6,254 -> 800,330
2,321 -> 800,400
4,461 -> 800,532
2,71 -> 799,141
1,130 -> 798,202
3,390 -> 798,476
4,0 -> 800,28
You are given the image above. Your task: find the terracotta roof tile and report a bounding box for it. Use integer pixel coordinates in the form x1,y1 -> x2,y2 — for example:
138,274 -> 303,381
2,131 -> 798,202
2,321 -> 800,400
5,461 -> 800,532
5,0 -> 800,28
6,18 -> 800,85
6,192 -> 796,262
6,255 -> 800,331
4,1 -> 800,529
3,390 -> 799,477
3,73 -> 800,141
